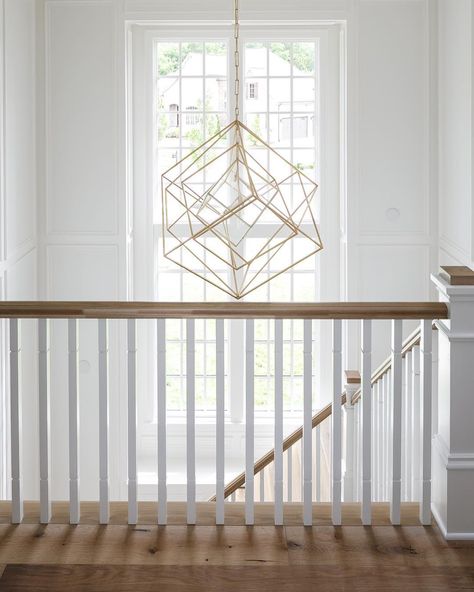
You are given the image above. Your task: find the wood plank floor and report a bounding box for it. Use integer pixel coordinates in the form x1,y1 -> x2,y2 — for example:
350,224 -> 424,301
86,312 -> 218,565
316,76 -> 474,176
0,501 -> 427,526
0,503 -> 473,591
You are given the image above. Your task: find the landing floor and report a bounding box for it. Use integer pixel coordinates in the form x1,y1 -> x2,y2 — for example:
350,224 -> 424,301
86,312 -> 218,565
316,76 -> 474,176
0,503 -> 472,591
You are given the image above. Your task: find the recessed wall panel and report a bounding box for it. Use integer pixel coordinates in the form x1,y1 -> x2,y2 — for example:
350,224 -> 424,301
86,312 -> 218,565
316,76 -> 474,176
357,0 -> 428,238
46,1 -> 117,235
47,245 -> 119,300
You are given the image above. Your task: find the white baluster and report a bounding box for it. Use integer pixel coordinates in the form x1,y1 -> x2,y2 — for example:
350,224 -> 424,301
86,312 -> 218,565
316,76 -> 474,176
385,374 -> 390,501
10,319 -> 23,524
412,345 -> 421,501
287,446 -> 293,502
245,319 -> 254,525
385,372 -> 390,501
312,427 -> 316,501
372,382 -> 378,502
300,439 -> 304,503
371,383 -> 376,502
379,379 -> 384,502
98,319 -> 109,525
378,380 -> 384,502
401,355 -> 407,502
420,320 -> 432,525
186,319 -> 196,525
405,350 -> 413,500
331,320 -> 342,524
303,319 -> 313,525
231,491 -> 236,503
390,320 -> 403,524
260,469 -> 265,502
343,371 -> 360,502
68,319 -> 80,524
274,319 -> 283,524
388,369 -> 393,502
127,319 -> 138,525
315,425 -> 321,502
157,319 -> 167,524
431,327 -> 438,438
38,319 -> 51,524
354,401 -> 360,502
361,319 -> 372,525
215,319 -> 225,525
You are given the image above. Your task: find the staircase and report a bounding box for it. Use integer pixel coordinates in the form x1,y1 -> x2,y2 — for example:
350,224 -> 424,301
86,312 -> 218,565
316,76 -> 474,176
210,325 -> 430,509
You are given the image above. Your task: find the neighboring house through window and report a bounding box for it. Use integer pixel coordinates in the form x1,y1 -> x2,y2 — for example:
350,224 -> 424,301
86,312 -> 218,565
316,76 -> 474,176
247,81 -> 258,99
169,103 -> 179,127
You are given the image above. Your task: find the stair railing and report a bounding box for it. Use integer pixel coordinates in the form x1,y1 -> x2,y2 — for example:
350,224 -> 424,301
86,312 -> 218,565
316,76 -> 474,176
0,300 -> 446,527
210,324 -> 434,504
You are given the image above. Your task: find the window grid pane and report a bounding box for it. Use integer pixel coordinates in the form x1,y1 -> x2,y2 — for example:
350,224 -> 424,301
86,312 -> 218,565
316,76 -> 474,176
155,38 -> 320,414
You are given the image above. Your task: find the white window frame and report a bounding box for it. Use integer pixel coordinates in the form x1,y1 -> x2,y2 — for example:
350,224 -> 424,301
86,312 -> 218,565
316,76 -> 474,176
128,21 -> 345,445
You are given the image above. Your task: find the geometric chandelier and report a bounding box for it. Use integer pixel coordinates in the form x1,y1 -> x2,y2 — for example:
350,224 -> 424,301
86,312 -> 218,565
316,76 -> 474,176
161,1 -> 323,299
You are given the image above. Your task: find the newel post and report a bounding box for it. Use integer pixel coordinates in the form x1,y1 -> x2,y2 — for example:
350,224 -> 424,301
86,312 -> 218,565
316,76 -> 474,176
343,370 -> 360,502
431,266 -> 474,539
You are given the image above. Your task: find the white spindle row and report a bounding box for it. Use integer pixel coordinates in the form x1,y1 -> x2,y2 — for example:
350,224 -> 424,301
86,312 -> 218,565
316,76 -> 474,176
350,324 -> 435,519
6,316 -> 436,527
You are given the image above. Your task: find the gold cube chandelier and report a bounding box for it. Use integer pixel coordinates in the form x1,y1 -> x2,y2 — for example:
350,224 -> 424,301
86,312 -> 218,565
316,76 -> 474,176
161,0 -> 323,299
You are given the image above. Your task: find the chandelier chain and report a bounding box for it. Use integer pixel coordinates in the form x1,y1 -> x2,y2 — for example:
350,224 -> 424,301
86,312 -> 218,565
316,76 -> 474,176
234,0 -> 240,119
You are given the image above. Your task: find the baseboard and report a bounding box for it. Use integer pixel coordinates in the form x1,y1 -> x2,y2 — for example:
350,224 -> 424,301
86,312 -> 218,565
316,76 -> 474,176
431,503 -> 474,540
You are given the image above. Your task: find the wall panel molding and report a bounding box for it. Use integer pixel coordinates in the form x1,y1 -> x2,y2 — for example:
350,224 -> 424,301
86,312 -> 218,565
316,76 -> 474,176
124,0 -> 351,20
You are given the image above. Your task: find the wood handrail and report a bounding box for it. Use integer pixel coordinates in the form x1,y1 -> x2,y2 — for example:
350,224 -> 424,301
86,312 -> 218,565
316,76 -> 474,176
0,301 -> 448,319
208,394 -> 346,502
350,323 -> 431,404
210,323 -> 432,501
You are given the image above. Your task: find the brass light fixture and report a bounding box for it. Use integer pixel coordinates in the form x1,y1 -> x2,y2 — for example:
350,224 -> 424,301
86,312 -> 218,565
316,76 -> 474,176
161,0 -> 323,299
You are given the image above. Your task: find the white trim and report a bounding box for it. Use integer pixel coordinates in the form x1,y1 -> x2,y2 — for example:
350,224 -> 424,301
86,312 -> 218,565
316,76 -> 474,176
431,273 -> 474,300
434,321 -> 474,342
431,503 -> 474,541
433,433 -> 474,471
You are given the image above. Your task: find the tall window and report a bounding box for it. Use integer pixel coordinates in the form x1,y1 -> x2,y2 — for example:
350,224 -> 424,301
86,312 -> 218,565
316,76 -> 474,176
154,36 -> 320,416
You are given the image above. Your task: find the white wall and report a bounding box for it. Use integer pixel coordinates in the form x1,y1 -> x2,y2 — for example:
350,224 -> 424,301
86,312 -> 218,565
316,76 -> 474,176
438,0 -> 473,268
0,0 -> 38,498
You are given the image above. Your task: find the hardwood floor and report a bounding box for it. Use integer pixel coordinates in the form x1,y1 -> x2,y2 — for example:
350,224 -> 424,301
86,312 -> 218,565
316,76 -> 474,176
2,564 -> 474,592
0,503 -> 473,590
0,501 -> 427,526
